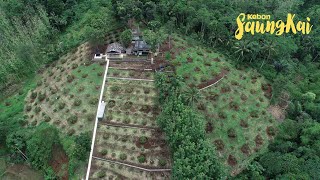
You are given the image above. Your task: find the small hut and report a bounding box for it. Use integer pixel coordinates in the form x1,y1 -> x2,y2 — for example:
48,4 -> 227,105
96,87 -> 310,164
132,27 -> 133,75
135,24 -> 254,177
97,101 -> 106,121
106,42 -> 125,59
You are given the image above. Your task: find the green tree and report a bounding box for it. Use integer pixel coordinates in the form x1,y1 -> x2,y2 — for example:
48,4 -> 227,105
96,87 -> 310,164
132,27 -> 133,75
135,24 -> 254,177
26,123 -> 59,169
73,132 -> 91,160
120,29 -> 132,47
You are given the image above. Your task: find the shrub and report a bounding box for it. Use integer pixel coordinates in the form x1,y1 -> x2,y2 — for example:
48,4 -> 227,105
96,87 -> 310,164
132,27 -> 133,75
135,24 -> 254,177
89,98 -> 98,105
61,58 -> 67,64
86,113 -> 95,121
37,80 -> 42,86
102,133 -> 110,140
31,92 -> 37,99
68,129 -> 75,136
119,153 -> 127,160
38,93 -> 46,101
44,115 -> 51,122
158,158 -> 167,167
58,103 -> 66,110
139,136 -> 147,144
63,88 -> 70,95
67,75 -> 75,82
144,88 -> 150,94
227,128 -> 237,138
101,150 -> 108,156
73,99 -> 82,106
124,101 -> 133,109
34,106 -> 41,114
72,64 -> 78,69
125,87 -> 134,93
82,74 -> 88,78
110,86 -> 120,92
78,86 -> 85,92
97,171 -> 105,178
67,115 -> 78,124
26,106 -> 32,112
108,100 -> 116,108
137,154 -> 146,163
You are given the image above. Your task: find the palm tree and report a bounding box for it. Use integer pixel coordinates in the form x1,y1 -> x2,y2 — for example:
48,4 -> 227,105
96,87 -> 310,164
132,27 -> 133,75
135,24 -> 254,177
233,40 -> 251,62
184,88 -> 202,106
261,40 -> 276,69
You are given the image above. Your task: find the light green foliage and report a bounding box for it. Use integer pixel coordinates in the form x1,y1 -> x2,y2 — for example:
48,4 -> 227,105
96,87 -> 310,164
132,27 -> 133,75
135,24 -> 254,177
302,92 -> 316,102
120,29 -> 132,47
143,29 -> 167,52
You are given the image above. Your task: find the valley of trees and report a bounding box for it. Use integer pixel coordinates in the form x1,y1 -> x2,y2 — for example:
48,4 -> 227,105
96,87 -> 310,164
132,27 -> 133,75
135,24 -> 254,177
1,0 -> 320,179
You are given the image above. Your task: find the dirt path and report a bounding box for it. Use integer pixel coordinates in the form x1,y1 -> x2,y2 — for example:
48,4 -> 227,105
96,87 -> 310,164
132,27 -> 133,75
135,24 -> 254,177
100,121 -> 159,130
92,156 -> 171,172
107,77 -> 154,82
198,69 -> 229,90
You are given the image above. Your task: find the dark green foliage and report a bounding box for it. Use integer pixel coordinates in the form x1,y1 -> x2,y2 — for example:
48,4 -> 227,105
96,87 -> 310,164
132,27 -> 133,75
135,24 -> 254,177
119,153 -> 127,160
6,129 -> 30,163
139,136 -> 147,144
159,158 -> 167,167
155,73 -> 224,179
110,86 -> 120,92
67,115 -> 78,124
34,106 -> 41,114
31,92 -> 38,99
58,102 -> 66,110
120,29 -> 132,47
73,132 -> 91,160
101,149 -> 108,156
38,93 -> 46,101
26,123 -> 59,170
73,99 -> 82,106
67,75 -> 75,83
137,154 -> 146,163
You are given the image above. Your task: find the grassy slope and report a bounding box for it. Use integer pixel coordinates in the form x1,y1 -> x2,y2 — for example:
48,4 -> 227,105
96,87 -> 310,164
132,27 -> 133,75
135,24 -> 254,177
171,35 -> 277,175
24,42 -> 104,135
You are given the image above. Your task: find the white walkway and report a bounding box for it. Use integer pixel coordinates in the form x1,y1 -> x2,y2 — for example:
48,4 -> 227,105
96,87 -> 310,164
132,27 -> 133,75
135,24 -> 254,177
85,60 -> 110,180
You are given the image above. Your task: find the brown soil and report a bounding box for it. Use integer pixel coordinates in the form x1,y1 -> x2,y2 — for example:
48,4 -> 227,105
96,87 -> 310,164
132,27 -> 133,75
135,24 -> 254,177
268,105 -> 285,122
194,67 -> 201,72
213,58 -> 221,62
255,134 -> 264,147
214,139 -> 225,151
240,120 -> 249,128
221,86 -> 231,93
227,155 -> 237,166
206,122 -> 213,133
261,83 -> 272,99
49,145 -> 69,180
187,57 -> 193,63
266,126 -> 276,137
240,144 -> 251,155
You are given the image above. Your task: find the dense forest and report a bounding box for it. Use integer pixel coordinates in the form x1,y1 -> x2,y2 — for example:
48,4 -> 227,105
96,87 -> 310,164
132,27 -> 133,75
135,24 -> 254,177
1,0 -> 320,179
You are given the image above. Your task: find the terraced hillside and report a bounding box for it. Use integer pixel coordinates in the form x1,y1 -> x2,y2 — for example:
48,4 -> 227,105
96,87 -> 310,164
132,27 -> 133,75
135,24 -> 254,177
89,60 -> 171,179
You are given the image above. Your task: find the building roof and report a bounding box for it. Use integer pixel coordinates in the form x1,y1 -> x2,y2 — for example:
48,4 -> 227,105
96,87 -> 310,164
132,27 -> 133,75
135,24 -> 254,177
106,42 -> 124,54
133,40 -> 150,51
97,101 -> 106,119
